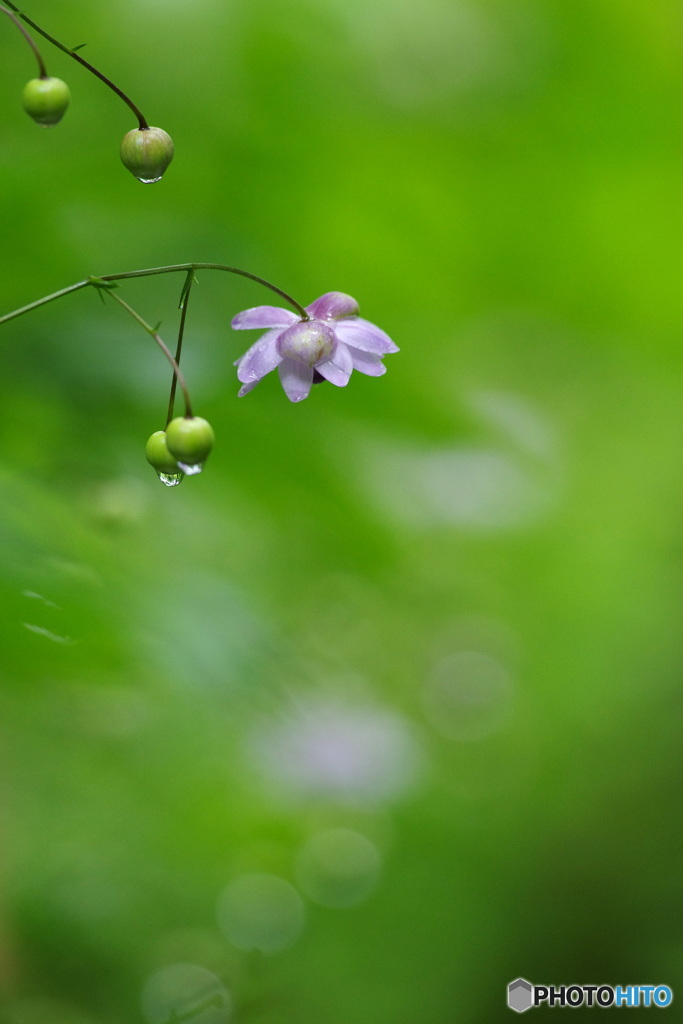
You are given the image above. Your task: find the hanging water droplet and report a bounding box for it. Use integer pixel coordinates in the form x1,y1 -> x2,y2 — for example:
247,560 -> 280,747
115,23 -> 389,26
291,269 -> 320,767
156,471 -> 185,487
120,127 -> 173,183
178,461 -> 204,476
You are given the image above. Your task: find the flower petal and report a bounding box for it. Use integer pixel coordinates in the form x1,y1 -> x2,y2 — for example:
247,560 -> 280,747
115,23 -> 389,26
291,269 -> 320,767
278,358 -> 314,402
316,340 -> 354,387
347,347 -> 387,377
236,329 -> 283,384
231,305 -> 299,330
238,380 -> 260,397
334,317 -> 398,354
306,292 -> 359,320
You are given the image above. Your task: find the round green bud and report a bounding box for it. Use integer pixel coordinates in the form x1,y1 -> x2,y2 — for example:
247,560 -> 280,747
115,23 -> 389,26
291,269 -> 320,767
22,76 -> 70,126
145,430 -> 181,474
120,126 -> 174,182
165,417 -> 215,469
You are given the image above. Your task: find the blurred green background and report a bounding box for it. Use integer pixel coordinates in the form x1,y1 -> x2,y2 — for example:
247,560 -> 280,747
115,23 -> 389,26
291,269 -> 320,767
1,0 -> 682,1020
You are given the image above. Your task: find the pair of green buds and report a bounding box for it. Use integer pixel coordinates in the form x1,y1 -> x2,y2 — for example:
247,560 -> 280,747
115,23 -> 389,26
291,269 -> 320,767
145,416 -> 215,487
22,75 -> 174,182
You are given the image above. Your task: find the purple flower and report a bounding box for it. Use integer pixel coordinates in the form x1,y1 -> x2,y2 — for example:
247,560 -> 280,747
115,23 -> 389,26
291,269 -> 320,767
232,291 -> 398,402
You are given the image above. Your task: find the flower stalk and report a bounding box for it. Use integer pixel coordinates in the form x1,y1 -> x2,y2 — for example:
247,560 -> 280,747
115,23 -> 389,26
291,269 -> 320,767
0,4 -> 47,77
1,0 -> 149,128
0,263 -> 309,327
166,270 -> 195,426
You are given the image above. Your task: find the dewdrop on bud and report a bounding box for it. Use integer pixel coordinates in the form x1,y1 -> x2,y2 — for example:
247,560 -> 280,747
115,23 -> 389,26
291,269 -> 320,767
22,76 -> 70,126
145,430 -> 184,487
120,126 -> 174,182
165,417 -> 215,476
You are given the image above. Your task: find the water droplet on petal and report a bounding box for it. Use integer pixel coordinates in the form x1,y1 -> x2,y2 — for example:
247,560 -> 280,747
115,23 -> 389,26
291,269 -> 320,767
157,471 -> 185,487
178,461 -> 204,476
137,175 -> 163,184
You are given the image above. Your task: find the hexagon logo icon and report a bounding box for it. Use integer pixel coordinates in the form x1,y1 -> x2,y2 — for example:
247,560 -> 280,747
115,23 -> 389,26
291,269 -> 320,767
508,978 -> 533,1013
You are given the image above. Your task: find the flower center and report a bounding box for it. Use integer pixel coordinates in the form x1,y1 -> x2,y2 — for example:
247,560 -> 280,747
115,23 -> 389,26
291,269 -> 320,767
277,320 -> 336,367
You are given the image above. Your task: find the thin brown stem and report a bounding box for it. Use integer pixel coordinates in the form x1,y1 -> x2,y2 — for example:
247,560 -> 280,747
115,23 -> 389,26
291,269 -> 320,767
2,1 -> 148,128
0,3 -> 46,76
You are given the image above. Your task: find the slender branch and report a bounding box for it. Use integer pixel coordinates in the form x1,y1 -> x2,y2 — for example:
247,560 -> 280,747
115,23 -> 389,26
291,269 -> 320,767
0,279 -> 92,324
166,271 -> 195,425
0,4 -> 46,76
0,264 -> 309,327
107,291 -> 193,418
2,1 -> 149,129
100,263 -> 310,319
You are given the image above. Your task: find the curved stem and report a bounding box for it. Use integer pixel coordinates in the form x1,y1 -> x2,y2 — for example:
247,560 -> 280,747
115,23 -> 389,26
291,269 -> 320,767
0,4 -> 46,76
2,1 -> 148,128
167,271 -> 195,425
101,263 -> 310,320
108,291 -> 193,418
0,264 -> 309,327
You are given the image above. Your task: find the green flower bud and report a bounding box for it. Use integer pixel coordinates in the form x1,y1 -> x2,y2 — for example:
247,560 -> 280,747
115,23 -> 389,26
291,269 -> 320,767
165,416 -> 215,475
120,126 -> 174,183
22,76 -> 70,126
145,430 -> 184,487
